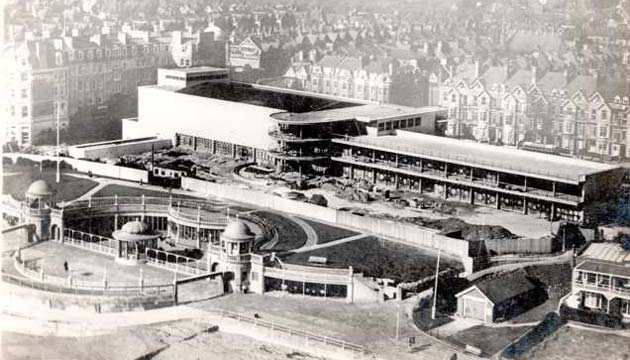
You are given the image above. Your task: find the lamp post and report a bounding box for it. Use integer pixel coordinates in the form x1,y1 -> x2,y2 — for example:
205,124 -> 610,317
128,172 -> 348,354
395,302 -> 400,341
56,102 -> 61,183
431,248 -> 441,320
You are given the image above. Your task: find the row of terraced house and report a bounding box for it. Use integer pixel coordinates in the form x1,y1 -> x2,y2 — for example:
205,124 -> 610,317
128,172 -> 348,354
439,61 -> 630,161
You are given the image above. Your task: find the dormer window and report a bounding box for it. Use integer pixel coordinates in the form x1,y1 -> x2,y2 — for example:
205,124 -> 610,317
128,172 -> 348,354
623,97 -> 629,104
615,96 -> 621,103
551,89 -> 558,96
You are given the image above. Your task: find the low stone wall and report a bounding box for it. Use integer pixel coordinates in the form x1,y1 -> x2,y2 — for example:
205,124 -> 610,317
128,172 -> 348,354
208,310 -> 368,360
1,275 -> 175,314
13,255 -> 174,298
176,273 -> 224,304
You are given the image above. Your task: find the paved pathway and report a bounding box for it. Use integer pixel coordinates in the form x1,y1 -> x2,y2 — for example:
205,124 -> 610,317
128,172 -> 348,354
68,181 -> 108,202
430,317 -> 482,337
466,251 -> 573,281
287,215 -> 318,248
291,233 -> 370,253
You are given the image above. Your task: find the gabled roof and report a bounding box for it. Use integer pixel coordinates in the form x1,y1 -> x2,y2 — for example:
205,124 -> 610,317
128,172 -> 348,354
506,69 -> 535,89
537,71 -> 567,95
596,79 -> 630,101
457,271 -> 537,305
480,66 -> 508,88
565,74 -> 598,97
316,55 -> 362,72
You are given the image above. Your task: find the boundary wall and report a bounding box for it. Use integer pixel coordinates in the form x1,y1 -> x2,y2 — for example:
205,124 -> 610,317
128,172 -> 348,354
182,177 -> 475,274
4,154 -> 148,182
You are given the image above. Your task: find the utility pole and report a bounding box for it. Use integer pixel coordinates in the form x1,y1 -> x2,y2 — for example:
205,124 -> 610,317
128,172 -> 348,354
56,102 -> 61,183
562,225 -> 566,253
431,248 -> 441,320
395,303 -> 400,341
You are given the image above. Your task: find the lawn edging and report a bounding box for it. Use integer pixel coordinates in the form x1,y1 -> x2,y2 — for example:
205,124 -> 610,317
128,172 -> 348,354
496,312 -> 565,359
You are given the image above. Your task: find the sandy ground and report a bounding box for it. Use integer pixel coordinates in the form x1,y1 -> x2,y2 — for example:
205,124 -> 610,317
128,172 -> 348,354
18,241 -> 175,286
255,181 -> 555,239
1,320 -> 316,360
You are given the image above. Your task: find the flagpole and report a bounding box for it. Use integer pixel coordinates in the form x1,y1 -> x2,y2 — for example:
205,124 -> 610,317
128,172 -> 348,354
56,102 -> 60,183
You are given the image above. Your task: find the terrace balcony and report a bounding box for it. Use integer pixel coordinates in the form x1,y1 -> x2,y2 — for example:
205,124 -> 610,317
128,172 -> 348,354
269,146 -> 329,161
332,153 -> 582,204
574,272 -> 630,299
268,126 -> 326,143
167,205 -> 228,227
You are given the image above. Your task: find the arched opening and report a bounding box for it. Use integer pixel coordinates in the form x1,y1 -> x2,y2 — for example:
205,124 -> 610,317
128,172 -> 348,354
50,224 -> 60,241
211,262 -> 220,272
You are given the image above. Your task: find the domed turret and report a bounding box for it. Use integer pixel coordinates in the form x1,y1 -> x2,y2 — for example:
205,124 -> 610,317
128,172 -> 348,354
218,219 -> 255,293
26,180 -> 54,197
222,220 -> 255,241
23,180 -> 55,241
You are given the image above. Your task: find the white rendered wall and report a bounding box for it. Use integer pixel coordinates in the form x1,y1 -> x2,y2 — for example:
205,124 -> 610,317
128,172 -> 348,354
134,86 -> 278,150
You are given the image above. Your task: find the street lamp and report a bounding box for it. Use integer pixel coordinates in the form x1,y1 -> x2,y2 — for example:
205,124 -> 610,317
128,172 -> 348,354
56,102 -> 61,183
431,248 -> 441,320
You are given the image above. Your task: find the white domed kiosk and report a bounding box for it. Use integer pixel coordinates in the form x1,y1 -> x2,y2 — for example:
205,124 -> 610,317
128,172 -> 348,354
112,220 -> 160,265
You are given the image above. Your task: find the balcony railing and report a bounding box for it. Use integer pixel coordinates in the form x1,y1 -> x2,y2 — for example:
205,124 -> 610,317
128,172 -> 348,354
574,280 -> 630,297
268,147 -> 329,160
167,205 -> 229,226
268,128 -> 325,142
334,154 -> 582,203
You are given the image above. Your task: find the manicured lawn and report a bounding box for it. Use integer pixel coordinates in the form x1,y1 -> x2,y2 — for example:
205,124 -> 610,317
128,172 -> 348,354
447,325 -> 532,357
92,184 -> 197,199
3,167 -> 97,202
255,211 -> 307,251
282,236 -> 463,283
298,217 -> 358,244
523,326 -> 630,360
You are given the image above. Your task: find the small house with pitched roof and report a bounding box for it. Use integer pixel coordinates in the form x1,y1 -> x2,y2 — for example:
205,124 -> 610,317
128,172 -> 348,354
455,272 -> 538,323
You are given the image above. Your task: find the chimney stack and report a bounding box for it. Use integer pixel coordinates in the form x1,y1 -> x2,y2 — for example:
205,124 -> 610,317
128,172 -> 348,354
531,66 -> 537,85
474,60 -> 480,79
90,34 -> 104,46
563,68 -> 571,84
117,32 -> 128,45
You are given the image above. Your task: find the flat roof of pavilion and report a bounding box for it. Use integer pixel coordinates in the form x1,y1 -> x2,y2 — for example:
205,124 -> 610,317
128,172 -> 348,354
333,132 -> 619,183
270,104 -> 446,124
163,66 -> 228,74
175,81 -> 361,113
576,260 -> 630,279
